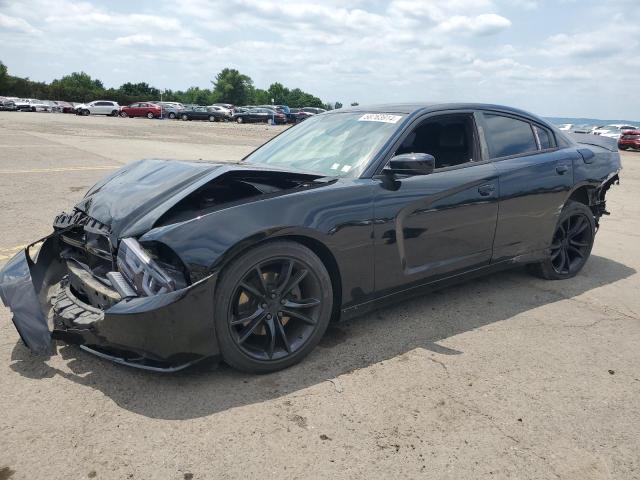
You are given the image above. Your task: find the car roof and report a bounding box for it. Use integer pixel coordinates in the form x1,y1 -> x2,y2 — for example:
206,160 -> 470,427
327,102 -> 556,128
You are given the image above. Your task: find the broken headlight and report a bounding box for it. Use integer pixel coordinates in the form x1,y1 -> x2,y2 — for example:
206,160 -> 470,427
116,238 -> 185,296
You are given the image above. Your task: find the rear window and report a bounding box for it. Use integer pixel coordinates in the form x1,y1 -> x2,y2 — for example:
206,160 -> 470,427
483,114 -> 538,158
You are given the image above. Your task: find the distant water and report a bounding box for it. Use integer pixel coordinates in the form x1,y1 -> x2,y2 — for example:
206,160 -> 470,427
545,117 -> 640,128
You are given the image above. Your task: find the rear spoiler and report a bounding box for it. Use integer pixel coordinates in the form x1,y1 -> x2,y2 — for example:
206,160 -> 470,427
568,133 -> 618,152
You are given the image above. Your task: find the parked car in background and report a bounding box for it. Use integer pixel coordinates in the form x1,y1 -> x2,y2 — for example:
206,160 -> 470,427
152,102 -> 182,119
591,124 -> 637,139
152,101 -> 184,110
618,130 -> 640,151
207,105 -> 233,119
53,101 -> 76,113
120,102 -> 162,119
288,108 -> 313,123
0,99 -> 17,111
301,107 -> 327,115
179,106 -> 225,122
25,99 -> 50,112
12,99 -> 32,111
233,107 -> 286,124
211,103 -> 234,111
75,100 -> 120,116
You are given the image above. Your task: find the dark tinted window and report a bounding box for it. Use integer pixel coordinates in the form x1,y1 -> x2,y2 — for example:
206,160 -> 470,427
484,114 -> 537,158
534,125 -> 553,149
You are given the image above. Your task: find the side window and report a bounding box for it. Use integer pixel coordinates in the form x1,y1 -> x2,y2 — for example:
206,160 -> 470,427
533,125 -> 554,150
483,114 -> 538,159
394,113 -> 476,169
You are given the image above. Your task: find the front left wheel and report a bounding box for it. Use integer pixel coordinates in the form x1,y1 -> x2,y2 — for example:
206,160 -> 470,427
214,241 -> 333,373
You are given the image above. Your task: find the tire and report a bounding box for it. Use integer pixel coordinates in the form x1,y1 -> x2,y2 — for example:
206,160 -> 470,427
120,111 -> 128,118
111,110 -> 118,117
208,115 -> 216,122
214,241 -> 333,373
82,109 -> 90,116
181,114 -> 189,121
527,200 -> 596,280
146,111 -> 154,119
619,146 -> 628,151
168,112 -> 176,119
236,116 -> 243,124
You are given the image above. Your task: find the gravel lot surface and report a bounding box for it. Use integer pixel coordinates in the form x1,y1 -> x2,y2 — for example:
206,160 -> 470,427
0,112 -> 639,480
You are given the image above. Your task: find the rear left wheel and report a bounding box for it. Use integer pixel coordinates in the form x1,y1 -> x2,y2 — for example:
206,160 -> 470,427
528,200 -> 595,280
214,241 -> 333,373
147,111 -> 154,119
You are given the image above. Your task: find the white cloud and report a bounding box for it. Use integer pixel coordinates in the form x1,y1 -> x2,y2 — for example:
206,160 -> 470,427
437,13 -> 511,35
0,12 -> 40,34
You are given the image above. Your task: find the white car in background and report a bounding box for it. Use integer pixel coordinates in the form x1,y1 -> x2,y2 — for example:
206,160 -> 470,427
75,100 -> 120,116
591,124 -> 638,139
25,99 -> 50,112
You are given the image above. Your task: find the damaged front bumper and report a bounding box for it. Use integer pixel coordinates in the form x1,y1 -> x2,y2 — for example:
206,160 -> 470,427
0,235 -> 220,371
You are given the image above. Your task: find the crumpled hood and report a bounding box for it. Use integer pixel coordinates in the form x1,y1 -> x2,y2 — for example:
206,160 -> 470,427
74,159 -> 320,241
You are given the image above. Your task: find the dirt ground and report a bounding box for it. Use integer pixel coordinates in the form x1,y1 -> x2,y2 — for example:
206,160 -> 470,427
0,112 -> 639,480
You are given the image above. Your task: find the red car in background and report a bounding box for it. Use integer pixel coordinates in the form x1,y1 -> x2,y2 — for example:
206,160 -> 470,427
618,130 -> 640,151
119,102 -> 161,119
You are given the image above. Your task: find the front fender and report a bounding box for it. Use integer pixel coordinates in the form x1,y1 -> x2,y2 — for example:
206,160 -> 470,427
139,181 -> 376,310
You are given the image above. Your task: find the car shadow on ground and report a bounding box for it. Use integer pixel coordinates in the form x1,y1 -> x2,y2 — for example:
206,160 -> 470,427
8,255 -> 636,420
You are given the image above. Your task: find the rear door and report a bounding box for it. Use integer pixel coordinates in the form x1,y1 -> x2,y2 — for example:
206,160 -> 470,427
479,112 -> 578,261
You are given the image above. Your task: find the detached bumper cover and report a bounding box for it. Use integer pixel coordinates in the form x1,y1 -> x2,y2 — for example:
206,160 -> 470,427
0,249 -> 51,354
0,236 -> 220,370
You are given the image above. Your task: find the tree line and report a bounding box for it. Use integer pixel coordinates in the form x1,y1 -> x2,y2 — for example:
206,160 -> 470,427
0,62 -> 350,109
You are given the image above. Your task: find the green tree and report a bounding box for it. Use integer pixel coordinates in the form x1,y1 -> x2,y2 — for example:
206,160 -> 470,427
211,68 -> 253,105
0,61 -> 8,93
267,82 -> 290,104
49,72 -> 104,102
334,102 -> 343,109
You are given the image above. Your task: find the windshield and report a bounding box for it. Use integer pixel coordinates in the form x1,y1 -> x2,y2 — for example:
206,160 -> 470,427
244,112 -> 404,177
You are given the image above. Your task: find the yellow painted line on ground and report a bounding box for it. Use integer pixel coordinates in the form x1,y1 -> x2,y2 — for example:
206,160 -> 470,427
0,165 -> 120,174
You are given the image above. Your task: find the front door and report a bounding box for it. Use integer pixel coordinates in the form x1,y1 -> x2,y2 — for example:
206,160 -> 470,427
373,113 -> 499,298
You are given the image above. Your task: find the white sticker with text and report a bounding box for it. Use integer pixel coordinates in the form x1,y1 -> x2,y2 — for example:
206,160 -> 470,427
358,113 -> 402,124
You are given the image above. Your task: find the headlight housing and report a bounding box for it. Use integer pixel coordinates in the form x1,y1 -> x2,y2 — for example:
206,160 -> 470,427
116,238 -> 182,296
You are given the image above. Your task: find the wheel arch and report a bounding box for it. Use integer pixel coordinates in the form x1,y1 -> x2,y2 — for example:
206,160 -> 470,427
566,183 -> 595,207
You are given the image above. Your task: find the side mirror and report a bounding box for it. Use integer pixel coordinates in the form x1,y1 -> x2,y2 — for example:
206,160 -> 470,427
384,153 -> 435,176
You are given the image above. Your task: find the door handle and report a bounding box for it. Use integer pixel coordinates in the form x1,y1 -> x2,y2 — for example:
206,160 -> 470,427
478,184 -> 496,196
556,165 -> 569,175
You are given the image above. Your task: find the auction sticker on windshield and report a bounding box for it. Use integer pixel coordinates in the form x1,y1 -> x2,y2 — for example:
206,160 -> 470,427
358,113 -> 402,123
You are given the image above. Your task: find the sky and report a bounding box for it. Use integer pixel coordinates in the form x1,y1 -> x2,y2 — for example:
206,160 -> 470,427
0,0 -> 638,120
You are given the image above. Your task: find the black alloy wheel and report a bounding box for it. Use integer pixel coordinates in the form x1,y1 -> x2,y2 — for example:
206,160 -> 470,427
168,112 -> 176,119
528,200 -> 595,280
549,214 -> 592,275
214,241 -> 332,373
181,113 -> 189,121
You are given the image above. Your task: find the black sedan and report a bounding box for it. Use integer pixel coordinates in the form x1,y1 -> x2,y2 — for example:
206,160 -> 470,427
0,103 -> 621,373
233,107 -> 286,124
179,106 -> 225,122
